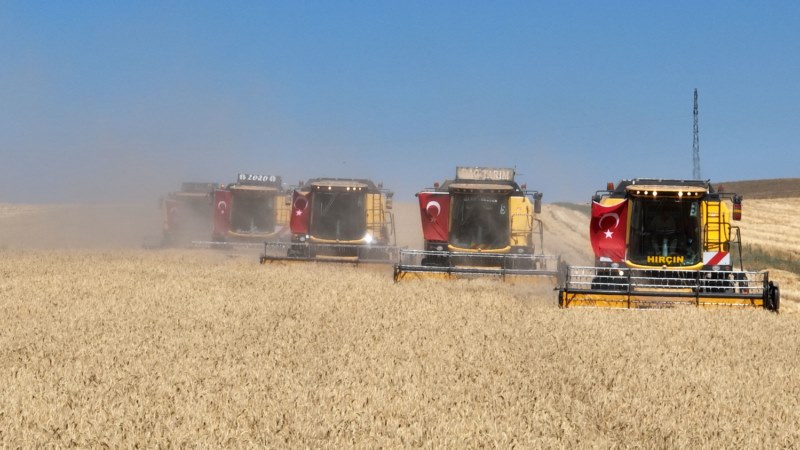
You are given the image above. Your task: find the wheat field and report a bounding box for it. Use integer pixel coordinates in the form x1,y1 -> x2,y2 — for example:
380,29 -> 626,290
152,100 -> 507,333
1,201 -> 799,447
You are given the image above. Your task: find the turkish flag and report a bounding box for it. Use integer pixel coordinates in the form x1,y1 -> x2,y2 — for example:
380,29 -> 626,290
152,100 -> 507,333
590,200 -> 628,262
418,192 -> 449,242
289,191 -> 311,235
212,189 -> 232,236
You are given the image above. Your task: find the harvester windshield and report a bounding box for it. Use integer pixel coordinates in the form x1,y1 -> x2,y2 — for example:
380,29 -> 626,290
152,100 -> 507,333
450,193 -> 509,250
311,191 -> 366,241
628,197 -> 701,267
230,190 -> 276,233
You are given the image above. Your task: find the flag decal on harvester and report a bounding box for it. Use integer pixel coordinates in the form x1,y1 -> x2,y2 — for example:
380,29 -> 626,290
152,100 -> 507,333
590,200 -> 629,262
417,192 -> 449,242
290,191 -> 311,235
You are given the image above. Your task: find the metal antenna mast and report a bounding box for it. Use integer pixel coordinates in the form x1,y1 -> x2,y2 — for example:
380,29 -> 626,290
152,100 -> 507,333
693,88 -> 701,179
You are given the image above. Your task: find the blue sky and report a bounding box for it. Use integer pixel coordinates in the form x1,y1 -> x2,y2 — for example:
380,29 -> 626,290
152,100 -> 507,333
1,1 -> 798,202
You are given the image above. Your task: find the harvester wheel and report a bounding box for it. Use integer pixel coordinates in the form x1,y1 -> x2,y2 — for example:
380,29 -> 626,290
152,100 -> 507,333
768,282 -> 780,312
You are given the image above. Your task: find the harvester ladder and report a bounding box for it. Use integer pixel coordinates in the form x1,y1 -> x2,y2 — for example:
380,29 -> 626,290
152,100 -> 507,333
704,200 -> 728,252
366,192 -> 385,242
276,193 -> 291,227
703,200 -> 743,268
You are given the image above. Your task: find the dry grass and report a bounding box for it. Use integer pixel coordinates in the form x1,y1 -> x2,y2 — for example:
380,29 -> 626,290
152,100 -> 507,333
1,249 -> 799,447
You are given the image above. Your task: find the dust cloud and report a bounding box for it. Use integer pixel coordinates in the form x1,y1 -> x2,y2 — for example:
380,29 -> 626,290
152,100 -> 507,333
0,203 -> 162,249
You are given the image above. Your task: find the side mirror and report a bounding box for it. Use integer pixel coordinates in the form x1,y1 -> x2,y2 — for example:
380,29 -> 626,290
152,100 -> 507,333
386,192 -> 393,210
284,194 -> 292,206
732,195 -> 742,221
533,193 -> 543,214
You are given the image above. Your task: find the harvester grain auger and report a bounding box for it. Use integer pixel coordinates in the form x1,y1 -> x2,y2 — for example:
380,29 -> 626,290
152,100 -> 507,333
154,181 -> 217,248
192,173 -> 291,249
557,179 -> 779,311
259,178 -> 400,264
394,167 -> 564,282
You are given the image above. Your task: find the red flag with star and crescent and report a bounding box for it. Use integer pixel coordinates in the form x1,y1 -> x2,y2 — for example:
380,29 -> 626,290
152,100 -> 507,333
290,191 -> 311,235
590,200 -> 629,262
418,192 -> 449,242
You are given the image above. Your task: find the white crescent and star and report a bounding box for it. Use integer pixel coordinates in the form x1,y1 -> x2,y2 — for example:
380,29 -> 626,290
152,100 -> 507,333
598,212 -> 620,239
217,201 -> 227,211
426,200 -> 441,218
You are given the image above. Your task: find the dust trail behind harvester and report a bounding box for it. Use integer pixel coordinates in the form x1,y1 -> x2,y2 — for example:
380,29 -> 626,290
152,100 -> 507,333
0,203 -> 162,249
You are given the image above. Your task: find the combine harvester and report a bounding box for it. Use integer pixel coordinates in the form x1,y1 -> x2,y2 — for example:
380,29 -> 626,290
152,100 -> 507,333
394,167 -> 563,282
194,173 -> 291,249
557,178 -> 779,311
259,178 -> 399,264
157,182 -> 217,247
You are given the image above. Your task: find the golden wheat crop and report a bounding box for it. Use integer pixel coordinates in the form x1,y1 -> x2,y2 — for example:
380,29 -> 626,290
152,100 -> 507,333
1,249 -> 799,447
738,197 -> 800,254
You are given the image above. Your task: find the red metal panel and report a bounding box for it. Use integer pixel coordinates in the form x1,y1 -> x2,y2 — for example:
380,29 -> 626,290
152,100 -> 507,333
290,191 -> 311,235
590,200 -> 628,262
212,190 -> 232,237
418,192 -> 450,243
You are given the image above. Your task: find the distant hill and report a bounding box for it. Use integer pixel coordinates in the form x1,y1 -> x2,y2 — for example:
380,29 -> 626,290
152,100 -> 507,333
715,178 -> 800,199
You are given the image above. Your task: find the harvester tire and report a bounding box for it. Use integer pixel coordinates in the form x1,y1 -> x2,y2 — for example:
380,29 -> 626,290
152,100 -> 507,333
769,282 -> 780,312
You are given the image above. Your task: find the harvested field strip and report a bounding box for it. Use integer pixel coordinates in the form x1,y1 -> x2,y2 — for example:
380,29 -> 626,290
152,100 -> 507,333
1,250 -> 799,447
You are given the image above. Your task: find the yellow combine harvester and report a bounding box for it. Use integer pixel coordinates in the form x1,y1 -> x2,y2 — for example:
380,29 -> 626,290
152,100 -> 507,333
394,167 -> 563,282
260,178 -> 399,264
558,179 -> 779,311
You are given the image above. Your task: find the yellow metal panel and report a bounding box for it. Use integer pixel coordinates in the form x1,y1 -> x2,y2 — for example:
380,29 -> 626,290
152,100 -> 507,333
598,198 -> 627,207
276,193 -> 291,228
508,196 -> 533,248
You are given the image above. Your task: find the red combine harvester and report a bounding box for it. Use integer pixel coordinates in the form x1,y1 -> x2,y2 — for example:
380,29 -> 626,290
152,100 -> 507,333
200,173 -> 291,247
259,178 -> 399,264
159,182 -> 217,247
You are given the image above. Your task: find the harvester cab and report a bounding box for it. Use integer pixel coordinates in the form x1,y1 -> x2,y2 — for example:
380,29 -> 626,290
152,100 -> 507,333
558,179 -> 779,311
200,173 -> 291,247
259,178 -> 399,264
394,166 -> 563,281
160,182 -> 217,247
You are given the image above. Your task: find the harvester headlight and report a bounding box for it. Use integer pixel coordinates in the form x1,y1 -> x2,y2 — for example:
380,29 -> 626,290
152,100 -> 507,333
712,265 -> 721,271
364,232 -> 374,244
611,262 -> 620,269
618,270 -> 625,277
299,235 -> 307,242
435,245 -> 444,251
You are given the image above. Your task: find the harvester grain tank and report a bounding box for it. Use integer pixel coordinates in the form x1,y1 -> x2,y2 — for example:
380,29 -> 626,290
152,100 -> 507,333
259,178 -> 399,263
394,167 -> 563,281
160,182 -> 217,247
206,173 -> 291,246
557,179 -> 779,310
